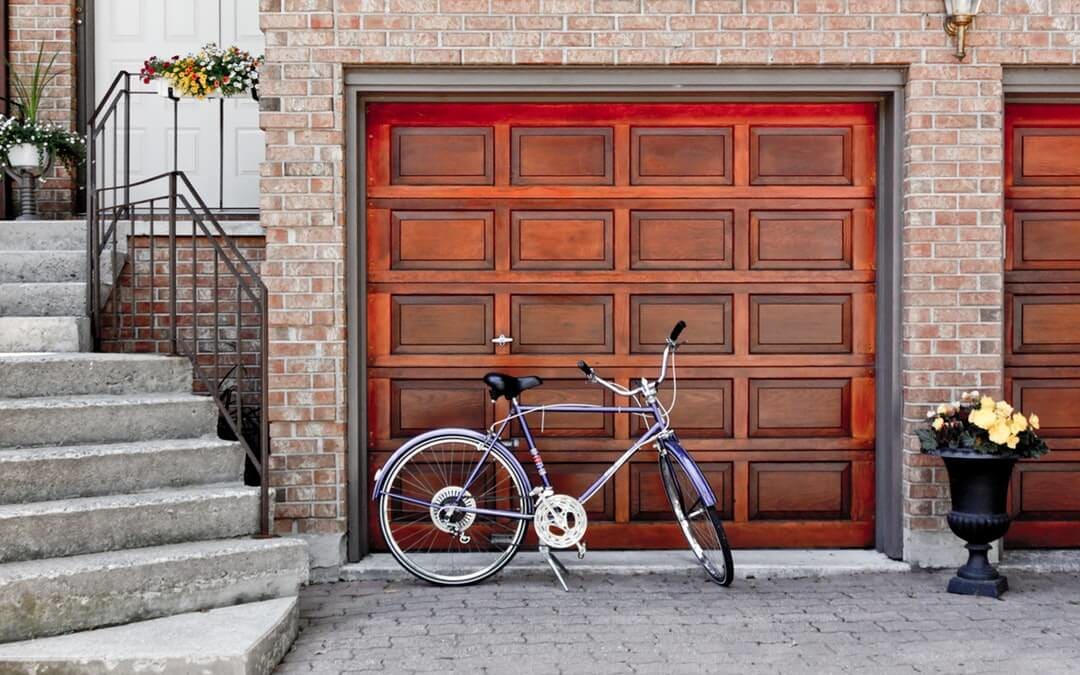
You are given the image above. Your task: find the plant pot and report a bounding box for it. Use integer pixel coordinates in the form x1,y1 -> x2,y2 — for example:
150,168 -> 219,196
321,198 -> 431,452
933,448 -> 1017,598
157,79 -> 227,99
6,143 -> 46,171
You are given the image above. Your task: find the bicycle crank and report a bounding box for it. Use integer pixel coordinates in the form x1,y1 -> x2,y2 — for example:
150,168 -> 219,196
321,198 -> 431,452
533,493 -> 588,551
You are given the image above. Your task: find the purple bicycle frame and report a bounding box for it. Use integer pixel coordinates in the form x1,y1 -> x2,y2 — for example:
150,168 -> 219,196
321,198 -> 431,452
377,396 -> 717,521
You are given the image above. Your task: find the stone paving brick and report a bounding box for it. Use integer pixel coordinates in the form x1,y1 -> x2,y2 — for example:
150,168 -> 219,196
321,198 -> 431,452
278,571 -> 1080,674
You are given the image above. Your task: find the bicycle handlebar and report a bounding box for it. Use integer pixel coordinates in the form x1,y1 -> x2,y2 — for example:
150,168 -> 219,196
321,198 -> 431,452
578,321 -> 684,397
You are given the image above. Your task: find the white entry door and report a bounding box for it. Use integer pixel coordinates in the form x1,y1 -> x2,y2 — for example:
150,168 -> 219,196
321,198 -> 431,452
95,0 -> 264,210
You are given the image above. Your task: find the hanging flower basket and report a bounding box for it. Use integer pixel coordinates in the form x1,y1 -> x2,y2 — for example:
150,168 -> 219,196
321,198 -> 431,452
141,43 -> 262,100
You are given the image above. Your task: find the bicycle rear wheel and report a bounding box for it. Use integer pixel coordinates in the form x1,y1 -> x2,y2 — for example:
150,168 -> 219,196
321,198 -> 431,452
377,434 -> 530,586
659,451 -> 734,586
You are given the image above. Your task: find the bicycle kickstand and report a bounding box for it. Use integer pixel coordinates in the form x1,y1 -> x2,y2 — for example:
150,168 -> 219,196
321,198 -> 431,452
539,545 -> 570,592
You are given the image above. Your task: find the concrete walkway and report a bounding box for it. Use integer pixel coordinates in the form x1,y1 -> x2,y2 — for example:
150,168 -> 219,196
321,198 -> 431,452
278,568 -> 1080,674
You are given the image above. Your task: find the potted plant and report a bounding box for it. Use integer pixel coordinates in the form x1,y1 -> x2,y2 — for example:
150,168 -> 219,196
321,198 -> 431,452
140,44 -> 262,100
917,391 -> 1049,598
0,47 -> 86,219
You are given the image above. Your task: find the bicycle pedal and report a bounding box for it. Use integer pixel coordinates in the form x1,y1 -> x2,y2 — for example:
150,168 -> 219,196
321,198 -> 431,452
576,542 -> 587,559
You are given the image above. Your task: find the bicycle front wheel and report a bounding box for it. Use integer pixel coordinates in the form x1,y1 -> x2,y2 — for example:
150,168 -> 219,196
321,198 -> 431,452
659,452 -> 734,586
378,434 -> 530,586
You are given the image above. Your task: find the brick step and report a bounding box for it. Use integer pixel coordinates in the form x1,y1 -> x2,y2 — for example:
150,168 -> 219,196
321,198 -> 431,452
0,221 -> 85,252
0,393 -> 218,448
0,316 -> 90,352
0,282 -> 84,317
0,537 -> 308,642
0,597 -> 298,675
0,438 -> 244,504
0,353 -> 192,398
0,484 -> 261,564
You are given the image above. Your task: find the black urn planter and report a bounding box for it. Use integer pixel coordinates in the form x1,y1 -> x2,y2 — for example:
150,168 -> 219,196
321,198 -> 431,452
934,449 -> 1017,599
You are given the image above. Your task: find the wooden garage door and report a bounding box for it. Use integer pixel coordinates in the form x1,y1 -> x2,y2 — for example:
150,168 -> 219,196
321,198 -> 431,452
365,102 -> 877,549
1005,103 -> 1080,547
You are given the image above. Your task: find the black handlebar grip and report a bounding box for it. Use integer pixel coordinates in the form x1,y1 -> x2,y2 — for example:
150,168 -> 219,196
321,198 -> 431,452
577,360 -> 594,378
669,320 -> 687,342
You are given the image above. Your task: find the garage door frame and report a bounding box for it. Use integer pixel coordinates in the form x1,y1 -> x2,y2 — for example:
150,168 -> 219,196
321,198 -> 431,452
343,67 -> 905,562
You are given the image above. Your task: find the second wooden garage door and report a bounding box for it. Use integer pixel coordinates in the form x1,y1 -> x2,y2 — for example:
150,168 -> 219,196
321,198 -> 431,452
365,102 -> 877,549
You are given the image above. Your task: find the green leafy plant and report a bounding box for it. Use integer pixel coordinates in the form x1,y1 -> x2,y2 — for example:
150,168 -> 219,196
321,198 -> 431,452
917,391 -> 1050,459
1,45 -> 84,175
0,114 -> 85,175
8,45 -> 61,123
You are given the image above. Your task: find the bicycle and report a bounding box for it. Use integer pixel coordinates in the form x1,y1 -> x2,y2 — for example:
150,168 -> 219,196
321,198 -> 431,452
372,320 -> 734,590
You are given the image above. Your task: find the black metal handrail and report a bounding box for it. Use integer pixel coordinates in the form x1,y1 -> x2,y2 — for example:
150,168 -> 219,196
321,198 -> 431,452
87,72 -> 271,536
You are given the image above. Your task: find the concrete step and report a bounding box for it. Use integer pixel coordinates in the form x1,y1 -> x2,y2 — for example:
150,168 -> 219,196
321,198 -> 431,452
0,316 -> 91,352
0,353 -> 192,398
0,597 -> 298,675
0,484 -> 261,563
0,282 -> 84,317
0,537 -> 308,642
0,438 -> 244,504
0,250 -> 84,283
0,393 -> 218,448
0,220 -> 85,251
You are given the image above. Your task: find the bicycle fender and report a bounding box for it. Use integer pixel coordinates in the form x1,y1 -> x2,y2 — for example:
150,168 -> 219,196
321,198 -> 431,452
663,436 -> 719,508
371,428 -> 530,501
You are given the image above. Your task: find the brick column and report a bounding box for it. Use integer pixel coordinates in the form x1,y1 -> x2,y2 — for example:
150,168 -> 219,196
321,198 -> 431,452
7,0 -> 78,216
901,64 -> 1005,567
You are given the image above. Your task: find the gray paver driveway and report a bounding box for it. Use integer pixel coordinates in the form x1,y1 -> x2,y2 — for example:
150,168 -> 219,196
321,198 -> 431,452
277,571 -> 1080,674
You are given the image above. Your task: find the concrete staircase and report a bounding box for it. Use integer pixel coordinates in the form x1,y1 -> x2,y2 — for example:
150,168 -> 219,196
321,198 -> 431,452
0,221 -> 92,352
0,221 -> 307,674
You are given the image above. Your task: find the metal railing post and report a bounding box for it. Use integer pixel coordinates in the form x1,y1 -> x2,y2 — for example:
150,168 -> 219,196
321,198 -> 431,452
168,172 -> 178,356
260,286 -> 271,537
122,73 -> 131,213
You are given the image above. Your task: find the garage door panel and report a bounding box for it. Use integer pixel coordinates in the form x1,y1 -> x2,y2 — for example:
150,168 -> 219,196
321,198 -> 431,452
630,210 -> 734,270
631,461 -> 734,521
367,101 -> 877,550
750,294 -> 853,354
390,295 -> 494,355
750,210 -> 853,270
511,210 -> 614,270
630,127 -> 734,185
1012,295 -> 1080,353
391,126 -> 494,185
391,210 -> 495,270
511,294 -> 614,354
389,379 -> 494,438
750,127 -> 853,186
518,379 -> 614,437
1011,378 -> 1080,437
630,294 -> 733,354
749,378 -> 851,438
1012,127 -> 1080,186
632,379 -> 734,438
748,462 -> 852,520
1011,210 -> 1080,270
1014,464 -> 1080,520
511,127 -> 613,185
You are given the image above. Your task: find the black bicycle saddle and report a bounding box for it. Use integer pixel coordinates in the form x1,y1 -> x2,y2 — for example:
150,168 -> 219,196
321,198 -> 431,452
483,373 -> 543,401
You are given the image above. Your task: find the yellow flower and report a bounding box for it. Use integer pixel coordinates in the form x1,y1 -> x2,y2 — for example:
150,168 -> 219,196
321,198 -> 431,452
1007,435 -> 1019,450
932,417 -> 944,431
970,407 -> 997,430
988,420 -> 1012,445
1030,414 -> 1040,430
995,400 -> 1014,417
1009,413 -> 1028,434
980,396 -> 995,410
937,403 -> 953,416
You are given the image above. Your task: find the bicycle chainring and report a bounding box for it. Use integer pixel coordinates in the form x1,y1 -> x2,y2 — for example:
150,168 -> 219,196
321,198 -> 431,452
533,493 -> 588,549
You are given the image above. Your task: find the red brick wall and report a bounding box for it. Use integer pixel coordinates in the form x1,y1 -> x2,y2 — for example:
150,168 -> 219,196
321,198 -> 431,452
7,0 -> 78,216
258,0 -> 1080,564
